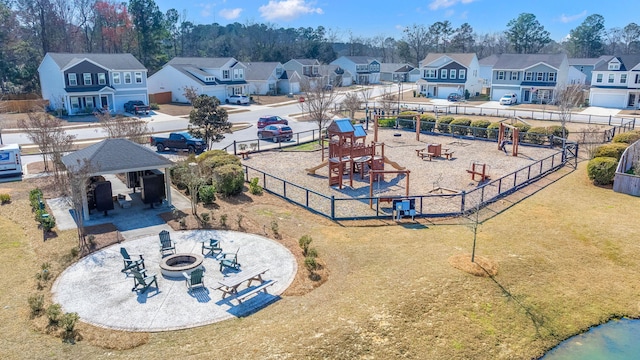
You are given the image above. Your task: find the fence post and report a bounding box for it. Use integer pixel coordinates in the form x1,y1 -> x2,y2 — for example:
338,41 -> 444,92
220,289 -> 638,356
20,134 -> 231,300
460,190 -> 466,213
233,140 -> 237,155
330,195 -> 335,220
609,115 -> 612,126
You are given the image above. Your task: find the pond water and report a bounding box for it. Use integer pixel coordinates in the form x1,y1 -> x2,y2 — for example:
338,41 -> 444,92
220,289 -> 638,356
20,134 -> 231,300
542,318 -> 640,359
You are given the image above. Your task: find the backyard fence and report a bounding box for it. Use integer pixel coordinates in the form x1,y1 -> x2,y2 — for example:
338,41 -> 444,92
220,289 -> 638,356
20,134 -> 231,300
242,140 -> 578,221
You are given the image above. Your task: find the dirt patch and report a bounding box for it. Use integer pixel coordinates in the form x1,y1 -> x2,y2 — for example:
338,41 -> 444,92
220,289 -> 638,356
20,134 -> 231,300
448,254 -> 498,277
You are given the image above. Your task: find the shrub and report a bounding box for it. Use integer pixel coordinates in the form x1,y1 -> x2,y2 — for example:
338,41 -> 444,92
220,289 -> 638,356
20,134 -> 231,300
306,247 -> 318,258
512,123 -> 531,133
249,177 -> 263,195
169,163 -> 189,189
304,256 -> 318,271
28,294 -> 45,317
526,127 -> 550,145
29,188 -> 44,210
486,122 -> 501,139
587,157 -> 618,185
149,103 -> 160,110
450,118 -> 472,136
0,193 -> 10,204
60,312 -> 79,342
548,125 -> 570,144
198,150 -> 241,167
299,235 -> 312,256
378,118 -> 396,128
612,130 -> 640,144
214,164 -> 244,196
41,215 -> 56,232
46,303 -> 62,326
198,185 -> 216,204
436,116 -> 454,133
271,220 -> 279,237
471,120 -> 491,138
593,143 -> 629,160
220,214 -> 227,227
419,115 -> 436,132
200,212 -> 210,225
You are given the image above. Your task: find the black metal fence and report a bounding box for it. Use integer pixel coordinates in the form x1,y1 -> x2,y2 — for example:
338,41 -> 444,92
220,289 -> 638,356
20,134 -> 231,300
243,141 -> 578,221
222,128 -> 326,154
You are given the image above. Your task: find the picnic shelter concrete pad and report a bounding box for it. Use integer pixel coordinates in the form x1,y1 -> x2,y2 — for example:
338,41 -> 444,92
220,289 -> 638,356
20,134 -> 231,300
52,230 -> 297,332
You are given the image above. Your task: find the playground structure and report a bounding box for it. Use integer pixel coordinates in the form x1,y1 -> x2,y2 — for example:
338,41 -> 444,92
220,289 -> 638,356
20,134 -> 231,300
306,119 -> 406,190
466,162 -> 490,182
497,123 -> 520,157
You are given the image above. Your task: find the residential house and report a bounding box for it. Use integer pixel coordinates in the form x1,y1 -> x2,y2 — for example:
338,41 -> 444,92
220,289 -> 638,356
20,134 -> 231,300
319,64 -> 353,87
490,53 -> 569,104
380,63 -> 416,83
330,56 -> 381,85
589,55 -> 640,109
479,54 -> 499,94
417,53 -> 481,99
244,62 -> 287,95
147,57 -> 248,103
569,56 -> 610,85
38,53 -> 148,115
283,59 -> 322,89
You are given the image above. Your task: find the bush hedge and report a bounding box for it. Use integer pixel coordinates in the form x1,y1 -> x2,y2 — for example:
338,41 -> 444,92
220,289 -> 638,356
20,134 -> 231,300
526,127 -> 550,145
471,120 -> 492,138
612,130 -> 640,144
450,118 -> 472,136
587,157 -> 618,185
436,116 -> 455,133
593,143 -> 629,160
487,122 -> 501,139
214,164 -> 244,196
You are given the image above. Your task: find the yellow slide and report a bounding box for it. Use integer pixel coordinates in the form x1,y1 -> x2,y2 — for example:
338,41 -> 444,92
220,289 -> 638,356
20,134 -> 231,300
384,156 -> 405,170
306,160 -> 328,174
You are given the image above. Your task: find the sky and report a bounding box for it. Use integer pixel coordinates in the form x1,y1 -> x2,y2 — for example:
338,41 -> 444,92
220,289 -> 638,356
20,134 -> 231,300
153,0 -> 639,42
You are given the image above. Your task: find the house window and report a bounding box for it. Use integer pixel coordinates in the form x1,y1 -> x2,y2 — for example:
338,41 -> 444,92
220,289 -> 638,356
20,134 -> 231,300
68,73 -> 77,86
450,69 -> 456,79
85,96 -> 94,108
98,73 -> 106,85
424,69 -> 437,79
537,72 -> 544,81
233,69 -> 243,79
459,69 -> 466,79
608,74 -> 615,83
548,72 -> 556,82
223,70 -> 230,79
134,72 -> 143,84
313,66 -> 319,75
497,71 -> 505,80
596,74 -> 603,83
608,62 -> 620,70
510,72 -> 519,80
70,97 -> 80,109
113,72 -> 120,84
621,74 -> 627,83
83,73 -> 92,85
233,87 -> 243,95
370,63 -> 379,72
525,72 -> 533,81
441,69 -> 448,79
123,72 -> 132,84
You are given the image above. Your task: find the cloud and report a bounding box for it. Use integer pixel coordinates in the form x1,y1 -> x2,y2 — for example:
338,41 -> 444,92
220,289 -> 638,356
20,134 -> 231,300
200,4 -> 212,18
559,10 -> 587,23
259,0 -> 323,21
219,8 -> 242,20
429,0 -> 475,11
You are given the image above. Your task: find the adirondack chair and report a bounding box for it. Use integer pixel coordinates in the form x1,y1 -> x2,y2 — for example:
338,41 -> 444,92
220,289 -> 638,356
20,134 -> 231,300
120,247 -> 145,273
219,249 -> 241,271
158,230 -> 176,257
184,268 -> 205,292
201,238 -> 222,256
131,269 -> 158,293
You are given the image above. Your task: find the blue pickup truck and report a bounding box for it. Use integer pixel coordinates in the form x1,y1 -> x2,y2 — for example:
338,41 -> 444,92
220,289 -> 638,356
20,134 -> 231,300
149,132 -> 206,154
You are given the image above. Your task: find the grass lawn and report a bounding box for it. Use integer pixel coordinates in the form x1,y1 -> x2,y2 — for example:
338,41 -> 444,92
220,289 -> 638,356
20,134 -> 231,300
1,158 -> 640,358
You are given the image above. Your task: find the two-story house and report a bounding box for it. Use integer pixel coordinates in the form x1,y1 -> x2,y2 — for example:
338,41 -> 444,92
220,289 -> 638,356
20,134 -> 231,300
380,63 -> 417,83
38,53 -> 148,115
244,62 -> 288,95
283,58 -> 321,79
490,53 -> 569,104
319,64 -> 353,87
589,55 -> 640,109
330,56 -> 381,85
568,56 -> 610,85
147,57 -> 248,103
417,53 -> 480,99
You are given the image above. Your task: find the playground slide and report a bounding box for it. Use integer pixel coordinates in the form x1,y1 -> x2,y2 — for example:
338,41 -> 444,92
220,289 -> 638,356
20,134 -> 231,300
383,157 -> 406,170
306,160 -> 328,174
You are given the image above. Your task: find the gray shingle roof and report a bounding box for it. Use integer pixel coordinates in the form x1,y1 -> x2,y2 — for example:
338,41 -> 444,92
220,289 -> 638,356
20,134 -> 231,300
342,56 -> 380,64
244,62 -> 281,81
422,53 -> 476,67
479,54 -> 500,66
62,139 -> 174,174
167,57 -> 237,68
493,53 -> 566,70
47,53 -> 146,70
290,59 -> 320,65
593,55 -> 640,71
380,63 -> 415,72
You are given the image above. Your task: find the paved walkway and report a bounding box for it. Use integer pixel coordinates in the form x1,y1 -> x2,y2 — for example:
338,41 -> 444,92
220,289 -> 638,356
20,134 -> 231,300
51,229 -> 297,331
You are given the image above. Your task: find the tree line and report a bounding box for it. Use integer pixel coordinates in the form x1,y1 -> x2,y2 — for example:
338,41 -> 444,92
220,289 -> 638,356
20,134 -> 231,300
1,0 -> 640,94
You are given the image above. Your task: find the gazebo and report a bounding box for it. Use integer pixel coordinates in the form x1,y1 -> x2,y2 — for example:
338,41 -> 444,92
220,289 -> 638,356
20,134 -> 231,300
61,138 -> 175,220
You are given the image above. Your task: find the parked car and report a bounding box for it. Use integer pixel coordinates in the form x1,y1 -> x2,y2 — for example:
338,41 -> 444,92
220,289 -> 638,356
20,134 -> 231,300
149,132 -> 206,153
447,93 -> 462,102
257,115 -> 289,129
499,93 -> 518,105
226,94 -> 250,105
258,124 -> 293,142
123,100 -> 150,115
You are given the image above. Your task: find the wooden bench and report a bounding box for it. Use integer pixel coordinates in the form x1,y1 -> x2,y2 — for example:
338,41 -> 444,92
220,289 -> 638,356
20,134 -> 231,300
235,280 -> 277,304
443,149 -> 454,160
239,151 -> 249,160
214,267 -> 270,298
419,152 -> 436,161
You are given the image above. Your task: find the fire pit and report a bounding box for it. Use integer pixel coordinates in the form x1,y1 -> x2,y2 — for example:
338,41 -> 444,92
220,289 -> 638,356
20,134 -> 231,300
160,253 -> 204,278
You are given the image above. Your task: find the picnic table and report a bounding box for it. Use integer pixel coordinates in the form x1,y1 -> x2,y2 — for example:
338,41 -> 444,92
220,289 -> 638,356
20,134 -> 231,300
214,267 -> 270,299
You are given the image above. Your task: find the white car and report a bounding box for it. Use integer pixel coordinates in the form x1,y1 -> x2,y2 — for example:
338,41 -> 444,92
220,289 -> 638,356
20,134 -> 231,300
226,95 -> 250,105
499,93 -> 517,105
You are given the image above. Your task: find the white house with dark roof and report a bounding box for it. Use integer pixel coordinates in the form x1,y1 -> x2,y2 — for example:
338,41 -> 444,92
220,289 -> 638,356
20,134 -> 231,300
147,57 -> 248,103
589,55 -> 640,109
569,56 -> 610,85
417,53 -> 481,99
319,64 -> 353,87
38,53 -> 148,115
490,53 -> 569,104
330,56 -> 381,85
244,62 -> 287,95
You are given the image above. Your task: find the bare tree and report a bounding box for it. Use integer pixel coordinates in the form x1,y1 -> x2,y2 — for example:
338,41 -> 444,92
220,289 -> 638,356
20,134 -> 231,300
48,124 -> 76,186
379,85 -> 397,116
96,112 -> 149,144
19,110 -> 71,173
577,125 -> 606,159
65,158 -> 95,253
171,161 -> 205,216
182,85 -> 199,103
555,83 -> 586,140
341,92 -> 363,119
299,76 -> 338,141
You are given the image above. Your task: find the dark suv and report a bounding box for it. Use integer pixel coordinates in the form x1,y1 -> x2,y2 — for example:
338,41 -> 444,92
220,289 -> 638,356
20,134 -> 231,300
257,115 -> 288,129
447,93 -> 462,102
